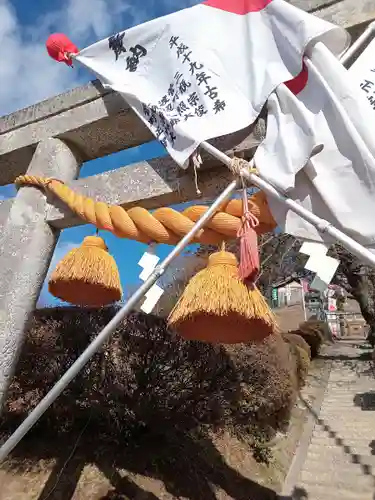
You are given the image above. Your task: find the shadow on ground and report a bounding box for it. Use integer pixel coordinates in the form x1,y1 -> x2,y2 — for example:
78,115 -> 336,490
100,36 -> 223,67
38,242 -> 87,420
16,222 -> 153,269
3,427 -> 279,500
277,487 -> 309,499
354,391 -> 375,411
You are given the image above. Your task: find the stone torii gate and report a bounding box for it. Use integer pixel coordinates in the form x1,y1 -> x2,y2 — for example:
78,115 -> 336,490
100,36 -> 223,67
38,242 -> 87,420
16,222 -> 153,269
0,0 -> 374,420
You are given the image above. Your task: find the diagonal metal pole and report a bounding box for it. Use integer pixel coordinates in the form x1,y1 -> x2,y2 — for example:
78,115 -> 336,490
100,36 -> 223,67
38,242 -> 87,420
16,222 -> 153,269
0,180 -> 238,463
340,21 -> 375,66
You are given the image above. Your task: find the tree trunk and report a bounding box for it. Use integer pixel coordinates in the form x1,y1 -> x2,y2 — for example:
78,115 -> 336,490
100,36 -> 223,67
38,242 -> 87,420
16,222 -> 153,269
331,245 -> 375,346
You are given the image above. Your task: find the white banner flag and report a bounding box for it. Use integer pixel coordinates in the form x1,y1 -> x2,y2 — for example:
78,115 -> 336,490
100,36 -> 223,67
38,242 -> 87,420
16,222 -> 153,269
255,41 -> 375,249
75,0 -> 348,167
348,37 -> 375,112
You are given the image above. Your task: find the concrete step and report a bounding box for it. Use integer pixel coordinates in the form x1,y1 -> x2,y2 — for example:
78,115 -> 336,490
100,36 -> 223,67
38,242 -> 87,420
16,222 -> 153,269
301,456 -> 374,476
326,391 -> 374,396
322,396 -> 366,402
324,388 -> 374,394
321,400 -> 363,406
308,442 -> 374,457
293,482 -> 373,499
328,377 -> 372,382
312,426 -> 375,438
311,433 -> 374,448
318,414 -> 373,422
327,384 -> 374,390
299,469 -> 374,491
306,449 -> 375,467
319,406 -> 361,412
313,422 -> 375,432
327,380 -> 374,385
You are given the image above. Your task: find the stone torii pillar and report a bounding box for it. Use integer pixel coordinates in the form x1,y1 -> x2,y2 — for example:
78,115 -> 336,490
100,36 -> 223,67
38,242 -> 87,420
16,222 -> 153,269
0,138 -> 81,411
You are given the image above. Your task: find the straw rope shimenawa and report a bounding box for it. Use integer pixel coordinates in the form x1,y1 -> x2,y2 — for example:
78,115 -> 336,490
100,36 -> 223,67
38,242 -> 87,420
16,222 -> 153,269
15,175 -> 277,244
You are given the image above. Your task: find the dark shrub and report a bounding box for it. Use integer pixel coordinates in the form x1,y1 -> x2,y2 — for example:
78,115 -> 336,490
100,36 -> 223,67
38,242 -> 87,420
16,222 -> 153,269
288,344 -> 310,389
290,325 -> 323,358
300,320 -> 328,341
282,333 -> 311,359
2,308 -> 297,455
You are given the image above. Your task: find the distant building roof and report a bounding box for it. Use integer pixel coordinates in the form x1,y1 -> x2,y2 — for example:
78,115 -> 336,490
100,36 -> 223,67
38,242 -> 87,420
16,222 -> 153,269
272,274 -> 305,289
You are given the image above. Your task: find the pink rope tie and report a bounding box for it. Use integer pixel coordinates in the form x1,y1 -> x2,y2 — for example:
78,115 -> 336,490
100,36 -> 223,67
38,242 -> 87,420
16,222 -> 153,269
237,187 -> 260,287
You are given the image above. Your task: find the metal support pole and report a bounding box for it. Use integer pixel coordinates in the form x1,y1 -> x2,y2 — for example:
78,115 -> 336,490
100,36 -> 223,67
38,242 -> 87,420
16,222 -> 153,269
200,141 -> 375,269
301,285 -> 307,321
340,22 -> 375,66
0,180 -> 237,463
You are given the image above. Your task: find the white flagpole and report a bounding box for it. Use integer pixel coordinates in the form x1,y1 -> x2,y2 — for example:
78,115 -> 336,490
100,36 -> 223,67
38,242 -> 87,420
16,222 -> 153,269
301,285 -> 307,321
340,21 -> 375,66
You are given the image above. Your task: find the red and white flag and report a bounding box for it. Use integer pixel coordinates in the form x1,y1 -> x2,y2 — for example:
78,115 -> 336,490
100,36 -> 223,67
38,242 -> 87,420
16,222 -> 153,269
255,42 -> 375,249
75,0 -> 348,167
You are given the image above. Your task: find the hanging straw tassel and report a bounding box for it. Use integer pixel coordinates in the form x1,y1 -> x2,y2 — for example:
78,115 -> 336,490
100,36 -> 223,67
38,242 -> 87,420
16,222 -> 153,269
48,236 -> 122,307
167,245 -> 278,344
238,186 -> 260,286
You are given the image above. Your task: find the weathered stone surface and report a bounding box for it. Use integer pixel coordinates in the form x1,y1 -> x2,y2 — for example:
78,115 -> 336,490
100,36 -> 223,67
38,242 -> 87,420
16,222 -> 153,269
315,0 -> 375,29
0,92 -> 153,185
0,138 -> 81,410
0,199 -> 12,230
289,0 -> 334,12
0,80 -> 109,134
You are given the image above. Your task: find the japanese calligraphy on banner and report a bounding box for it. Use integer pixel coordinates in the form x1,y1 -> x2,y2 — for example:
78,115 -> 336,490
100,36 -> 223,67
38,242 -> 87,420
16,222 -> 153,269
349,37 -> 375,111
75,0 -> 348,167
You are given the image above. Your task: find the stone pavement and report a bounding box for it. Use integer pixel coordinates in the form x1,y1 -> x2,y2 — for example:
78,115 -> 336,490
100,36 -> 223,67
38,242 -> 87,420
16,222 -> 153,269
282,340 -> 375,500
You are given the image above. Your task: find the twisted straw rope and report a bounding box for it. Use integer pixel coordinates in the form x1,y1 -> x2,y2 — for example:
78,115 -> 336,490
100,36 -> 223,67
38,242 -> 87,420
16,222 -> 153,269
15,174 -> 277,245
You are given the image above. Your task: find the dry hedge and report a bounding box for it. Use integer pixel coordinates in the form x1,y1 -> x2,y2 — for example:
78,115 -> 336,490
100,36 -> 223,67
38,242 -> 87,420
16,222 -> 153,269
281,333 -> 311,389
282,333 -> 311,359
300,320 -> 330,341
289,320 -> 326,358
2,308 -> 299,455
289,345 -> 310,389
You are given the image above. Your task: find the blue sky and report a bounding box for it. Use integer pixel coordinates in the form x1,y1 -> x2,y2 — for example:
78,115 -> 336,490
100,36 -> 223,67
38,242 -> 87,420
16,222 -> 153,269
0,0 -> 202,308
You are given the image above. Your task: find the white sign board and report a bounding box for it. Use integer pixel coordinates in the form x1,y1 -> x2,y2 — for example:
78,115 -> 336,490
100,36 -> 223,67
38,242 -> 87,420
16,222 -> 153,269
349,38 -> 375,111
138,251 -> 164,314
299,241 -> 339,288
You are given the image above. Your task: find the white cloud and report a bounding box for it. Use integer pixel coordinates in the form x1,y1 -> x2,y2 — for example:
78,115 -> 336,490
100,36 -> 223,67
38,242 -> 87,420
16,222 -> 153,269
0,0 -> 147,117
0,0 -> 200,117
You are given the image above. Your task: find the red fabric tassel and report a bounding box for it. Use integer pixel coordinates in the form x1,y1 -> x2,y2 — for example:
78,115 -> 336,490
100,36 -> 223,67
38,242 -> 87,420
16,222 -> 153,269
237,187 -> 260,286
46,34 -> 79,66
